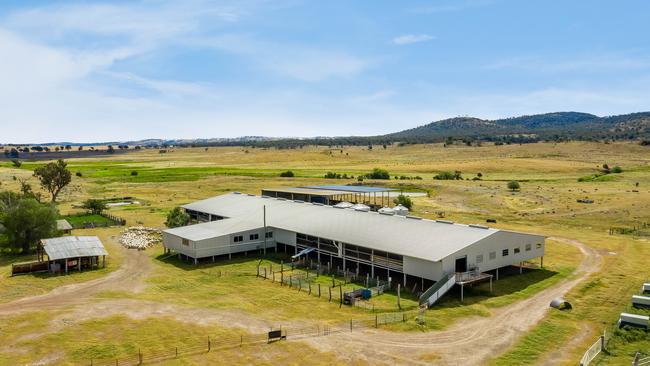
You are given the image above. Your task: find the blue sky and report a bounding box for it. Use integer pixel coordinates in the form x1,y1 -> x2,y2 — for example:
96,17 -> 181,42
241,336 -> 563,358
1,0 -> 650,143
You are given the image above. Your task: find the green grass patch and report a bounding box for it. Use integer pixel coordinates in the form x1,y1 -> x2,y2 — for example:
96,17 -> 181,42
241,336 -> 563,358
61,213 -> 115,227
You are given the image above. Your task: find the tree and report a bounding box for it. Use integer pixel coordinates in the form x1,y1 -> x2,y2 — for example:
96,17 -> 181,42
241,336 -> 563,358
507,180 -> 521,191
11,159 -> 21,168
165,207 -> 190,228
365,168 -> 390,180
393,194 -> 413,209
83,199 -> 107,215
279,170 -> 295,177
0,197 -> 58,253
611,166 -> 623,173
33,159 -> 72,202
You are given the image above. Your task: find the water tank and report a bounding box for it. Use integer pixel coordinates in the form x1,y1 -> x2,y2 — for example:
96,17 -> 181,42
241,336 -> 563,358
350,203 -> 370,212
378,207 -> 395,215
334,201 -> 353,209
393,204 -> 409,216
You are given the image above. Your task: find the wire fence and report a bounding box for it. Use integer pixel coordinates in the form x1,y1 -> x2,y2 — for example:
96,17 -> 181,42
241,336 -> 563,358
85,310 -> 415,365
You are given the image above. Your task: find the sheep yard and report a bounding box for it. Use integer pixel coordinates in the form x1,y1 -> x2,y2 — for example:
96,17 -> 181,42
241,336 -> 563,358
1,141 -> 650,365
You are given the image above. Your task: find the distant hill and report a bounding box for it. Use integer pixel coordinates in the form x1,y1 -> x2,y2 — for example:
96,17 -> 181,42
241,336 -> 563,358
385,112 -> 650,142
4,112 -> 650,153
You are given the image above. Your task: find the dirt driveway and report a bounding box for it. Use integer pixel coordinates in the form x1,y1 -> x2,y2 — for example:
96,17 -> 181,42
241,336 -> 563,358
0,237 -> 601,365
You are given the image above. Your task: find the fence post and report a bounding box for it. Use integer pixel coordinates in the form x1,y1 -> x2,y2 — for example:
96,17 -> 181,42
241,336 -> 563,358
264,268 -> 267,279
138,349 -> 142,365
208,336 -> 211,352
350,319 -> 353,332
600,333 -> 604,351
375,314 -> 378,328
240,335 -> 243,347
339,286 -> 343,308
318,283 -> 321,297
281,271 -> 283,285
289,275 -> 292,288
329,286 -> 332,302
175,347 -> 178,358
298,279 -> 301,292
309,283 -> 312,295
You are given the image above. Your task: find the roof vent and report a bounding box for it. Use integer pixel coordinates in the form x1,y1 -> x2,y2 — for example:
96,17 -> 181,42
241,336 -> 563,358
406,215 -> 422,220
436,220 -> 454,224
469,224 -> 489,229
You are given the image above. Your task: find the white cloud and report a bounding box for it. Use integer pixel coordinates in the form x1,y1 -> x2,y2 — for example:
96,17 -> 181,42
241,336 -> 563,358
392,34 -> 435,45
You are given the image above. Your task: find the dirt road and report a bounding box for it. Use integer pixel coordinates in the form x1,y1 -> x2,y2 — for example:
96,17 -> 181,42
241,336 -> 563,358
301,237 -> 602,365
0,237 -> 601,365
0,244 -> 152,315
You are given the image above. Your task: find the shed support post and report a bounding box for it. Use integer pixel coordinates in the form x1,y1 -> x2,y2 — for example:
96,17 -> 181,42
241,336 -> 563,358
520,262 -> 523,274
403,273 -> 406,287
540,256 -> 544,268
102,256 -> 105,268
194,258 -> 198,265
371,249 -> 375,278
65,259 -> 68,274
496,268 -> 499,281
490,276 -> 493,292
78,257 -> 81,272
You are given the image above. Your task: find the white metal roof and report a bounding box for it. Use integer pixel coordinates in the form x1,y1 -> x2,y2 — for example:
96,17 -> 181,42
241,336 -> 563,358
41,236 -> 108,260
177,193 -> 543,262
165,218 -> 262,241
56,219 -> 73,231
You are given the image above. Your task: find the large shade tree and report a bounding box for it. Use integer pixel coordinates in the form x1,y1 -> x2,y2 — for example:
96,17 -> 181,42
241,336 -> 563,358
0,196 -> 58,253
33,159 -> 72,202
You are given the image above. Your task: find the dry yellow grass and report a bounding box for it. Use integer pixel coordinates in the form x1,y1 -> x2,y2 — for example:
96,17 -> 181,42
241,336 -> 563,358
0,141 -> 649,364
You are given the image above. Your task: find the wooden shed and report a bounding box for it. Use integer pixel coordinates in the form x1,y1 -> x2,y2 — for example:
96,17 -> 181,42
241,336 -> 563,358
56,219 -> 73,235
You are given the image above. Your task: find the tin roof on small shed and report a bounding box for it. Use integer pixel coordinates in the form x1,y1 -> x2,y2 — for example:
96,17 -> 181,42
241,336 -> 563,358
41,236 -> 108,261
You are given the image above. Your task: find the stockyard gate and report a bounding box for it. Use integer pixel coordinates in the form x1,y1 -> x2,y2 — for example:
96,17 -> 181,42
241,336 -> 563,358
164,191 -> 545,306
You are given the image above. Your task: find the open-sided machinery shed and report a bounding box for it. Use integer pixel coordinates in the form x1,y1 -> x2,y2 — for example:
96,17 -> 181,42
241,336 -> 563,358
38,236 -> 108,274
164,193 -> 545,295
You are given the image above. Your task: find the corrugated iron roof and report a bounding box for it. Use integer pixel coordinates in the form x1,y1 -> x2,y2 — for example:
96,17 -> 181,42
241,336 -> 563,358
177,193 -> 545,262
56,219 -> 73,231
41,236 -> 108,260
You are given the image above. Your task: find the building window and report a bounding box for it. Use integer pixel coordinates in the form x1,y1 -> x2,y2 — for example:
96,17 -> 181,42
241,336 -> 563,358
525,243 -> 532,251
476,254 -> 484,264
514,247 -> 520,254
265,232 -> 273,238
182,239 -> 189,246
502,249 -> 509,257
489,251 -> 496,260
249,234 -> 259,241
234,235 -> 243,243
536,243 -> 543,249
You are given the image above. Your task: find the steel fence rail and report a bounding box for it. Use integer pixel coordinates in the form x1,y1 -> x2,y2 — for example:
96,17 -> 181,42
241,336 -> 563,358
579,332 -> 605,366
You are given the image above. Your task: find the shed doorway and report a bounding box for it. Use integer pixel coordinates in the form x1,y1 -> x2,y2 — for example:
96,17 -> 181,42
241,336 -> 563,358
455,256 -> 467,273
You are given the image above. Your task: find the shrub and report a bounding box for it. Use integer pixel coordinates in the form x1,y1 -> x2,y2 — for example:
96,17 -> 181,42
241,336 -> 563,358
131,170 -> 138,176
166,207 -> 190,228
365,168 -> 390,180
611,166 -> 623,173
279,170 -> 295,177
11,159 -> 21,168
393,194 -> 413,209
434,171 -> 462,180
76,172 -> 82,177
507,180 -> 521,191
83,199 -> 107,215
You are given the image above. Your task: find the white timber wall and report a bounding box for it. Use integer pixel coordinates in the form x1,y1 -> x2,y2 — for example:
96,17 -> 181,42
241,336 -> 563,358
441,231 -> 545,275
